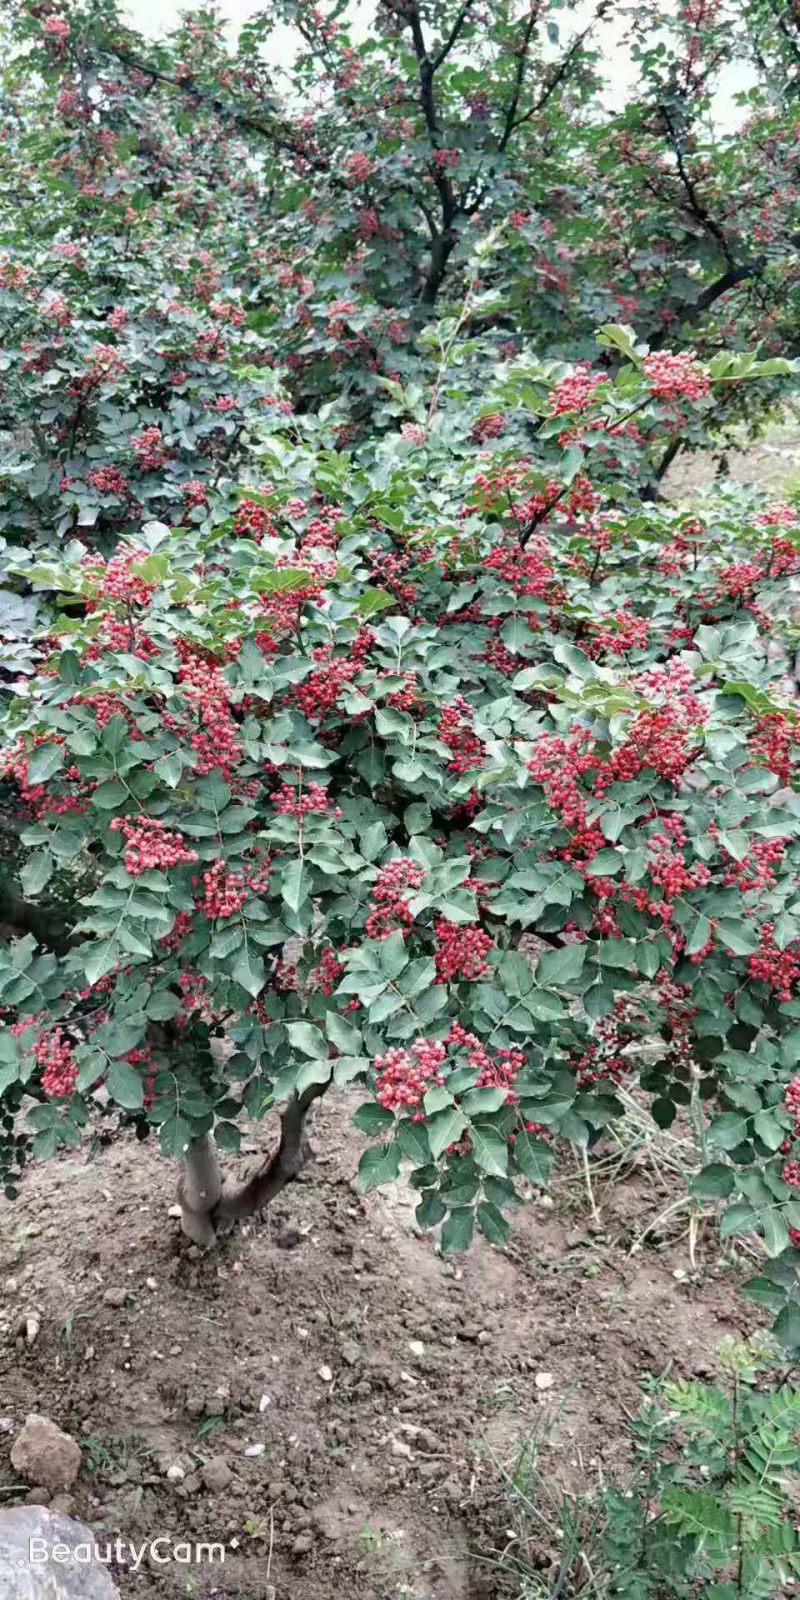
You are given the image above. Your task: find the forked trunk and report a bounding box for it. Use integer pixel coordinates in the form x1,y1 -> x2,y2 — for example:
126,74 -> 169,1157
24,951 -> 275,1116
176,1083 -> 325,1247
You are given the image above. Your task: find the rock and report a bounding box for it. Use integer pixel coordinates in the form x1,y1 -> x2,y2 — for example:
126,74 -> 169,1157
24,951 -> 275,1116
102,1289 -> 126,1308
166,1464 -> 185,1483
49,1495 -> 76,1517
275,1226 -> 303,1250
201,1457 -> 233,1494
535,1372 -> 554,1390
292,1532 -> 314,1556
317,1365 -> 333,1383
0,1506 -> 120,1596
340,1340 -> 359,1367
244,1443 -> 265,1458
11,1416 -> 81,1494
408,1339 -> 425,1357
24,1489 -> 51,1507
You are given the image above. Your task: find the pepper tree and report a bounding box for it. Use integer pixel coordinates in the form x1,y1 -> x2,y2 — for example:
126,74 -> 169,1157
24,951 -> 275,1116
3,332 -> 800,1280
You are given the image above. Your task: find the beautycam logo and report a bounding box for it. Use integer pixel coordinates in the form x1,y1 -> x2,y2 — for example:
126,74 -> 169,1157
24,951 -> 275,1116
24,1536 -> 226,1573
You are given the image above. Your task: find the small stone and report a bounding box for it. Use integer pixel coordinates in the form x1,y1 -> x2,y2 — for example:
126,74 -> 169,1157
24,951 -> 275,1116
259,1394 -> 271,1413
535,1372 -> 554,1390
340,1340 -> 359,1367
166,1464 -> 185,1483
292,1532 -> 314,1556
244,1443 -> 265,1458
24,1488 -> 51,1507
25,1315 -> 40,1347
49,1494 -> 76,1516
11,1415 -> 81,1493
103,1288 -> 127,1308
201,1457 -> 233,1494
168,1204 -> 182,1219
318,1365 -> 333,1383
276,1226 -> 303,1250
389,1434 -> 413,1460
146,1277 -> 158,1291
408,1339 -> 425,1357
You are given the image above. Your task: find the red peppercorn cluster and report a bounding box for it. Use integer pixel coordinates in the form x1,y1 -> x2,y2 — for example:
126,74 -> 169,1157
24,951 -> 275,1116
438,696 -> 486,775
375,1039 -> 448,1119
344,151 -> 375,182
177,653 -> 241,776
35,1027 -> 78,1099
87,465 -> 130,497
310,947 -> 346,995
472,412 -> 506,443
549,368 -> 607,415
589,609 -> 649,658
723,836 -> 787,893
748,926 -> 800,1001
83,546 -> 156,609
110,815 -> 199,877
749,713 -> 797,788
365,858 -> 425,939
642,350 -> 710,402
130,424 -> 169,469
447,1021 -> 526,1101
273,783 -> 338,819
434,919 -> 493,981
182,480 -> 209,510
198,859 -> 248,919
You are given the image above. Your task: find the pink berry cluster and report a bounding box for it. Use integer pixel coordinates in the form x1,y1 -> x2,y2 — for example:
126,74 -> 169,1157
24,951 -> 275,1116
374,1039 -> 448,1120
110,815 -> 198,876
198,860 -> 248,919
273,783 -> 339,819
434,920 -> 493,981
437,696 -> 486,775
748,926 -> 800,1002
36,1027 -> 78,1099
130,425 -> 169,469
365,858 -> 425,939
642,350 -> 710,402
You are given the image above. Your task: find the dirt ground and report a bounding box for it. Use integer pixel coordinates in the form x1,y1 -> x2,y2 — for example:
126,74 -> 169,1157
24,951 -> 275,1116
662,425 -> 800,501
0,1094 -> 759,1600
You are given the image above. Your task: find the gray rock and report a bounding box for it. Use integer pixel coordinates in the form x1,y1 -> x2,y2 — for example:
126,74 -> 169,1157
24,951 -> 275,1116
200,1457 -> 233,1494
0,1506 -> 119,1597
11,1419 -> 81,1494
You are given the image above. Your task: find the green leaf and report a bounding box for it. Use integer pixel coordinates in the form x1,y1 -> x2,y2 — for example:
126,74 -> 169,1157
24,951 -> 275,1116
326,1012 -> 362,1053
691,1163 -> 735,1200
357,1141 -> 402,1192
286,1022 -> 327,1058
685,913 -> 712,957
159,1116 -> 193,1158
427,1107 -> 467,1160
281,859 -> 308,913
26,742 -> 65,784
440,1207 -> 475,1253
772,1302 -> 800,1352
477,1201 -> 509,1245
358,587 -> 394,618
717,919 -> 759,957
106,1058 -> 145,1111
513,1130 -> 553,1186
535,943 -> 587,986
20,851 -> 53,897
154,753 -> 184,788
146,990 -> 181,1021
353,1102 -> 396,1135
470,1125 -> 508,1177
231,949 -> 266,997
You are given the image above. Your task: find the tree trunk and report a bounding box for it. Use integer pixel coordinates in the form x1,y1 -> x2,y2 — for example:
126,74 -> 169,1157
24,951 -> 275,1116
176,1082 -> 327,1248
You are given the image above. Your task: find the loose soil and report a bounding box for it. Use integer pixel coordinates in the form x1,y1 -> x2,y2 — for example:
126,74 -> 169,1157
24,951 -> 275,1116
0,1094 -> 759,1600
